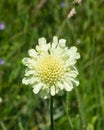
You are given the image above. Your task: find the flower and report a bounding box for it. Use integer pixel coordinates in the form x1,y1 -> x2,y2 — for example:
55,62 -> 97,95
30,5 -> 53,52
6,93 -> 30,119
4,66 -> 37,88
60,2 -> 65,8
0,59 -> 5,65
22,36 -> 80,99
0,22 -> 5,30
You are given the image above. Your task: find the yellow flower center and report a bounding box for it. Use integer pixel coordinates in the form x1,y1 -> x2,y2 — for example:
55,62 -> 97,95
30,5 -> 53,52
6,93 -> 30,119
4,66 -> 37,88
37,55 -> 64,84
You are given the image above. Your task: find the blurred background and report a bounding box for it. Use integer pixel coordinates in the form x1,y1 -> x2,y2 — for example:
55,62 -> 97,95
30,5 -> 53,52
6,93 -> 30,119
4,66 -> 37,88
0,0 -> 104,130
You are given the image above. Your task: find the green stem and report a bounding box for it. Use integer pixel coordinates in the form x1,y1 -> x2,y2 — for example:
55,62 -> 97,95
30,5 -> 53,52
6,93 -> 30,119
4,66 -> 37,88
50,96 -> 54,130
56,19 -> 68,36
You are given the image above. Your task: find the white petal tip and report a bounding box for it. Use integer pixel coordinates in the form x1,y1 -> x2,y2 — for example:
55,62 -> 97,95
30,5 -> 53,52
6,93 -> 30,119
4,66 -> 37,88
28,49 -> 37,58
38,37 -> 46,45
50,86 -> 56,96
33,83 -> 43,94
22,78 -> 28,85
33,88 -> 40,94
53,36 -> 58,43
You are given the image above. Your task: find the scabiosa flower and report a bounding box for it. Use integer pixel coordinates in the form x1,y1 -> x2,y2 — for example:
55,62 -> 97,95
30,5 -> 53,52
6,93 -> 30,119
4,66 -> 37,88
0,59 -> 5,65
0,22 -> 5,30
60,2 -> 65,8
22,36 -> 80,99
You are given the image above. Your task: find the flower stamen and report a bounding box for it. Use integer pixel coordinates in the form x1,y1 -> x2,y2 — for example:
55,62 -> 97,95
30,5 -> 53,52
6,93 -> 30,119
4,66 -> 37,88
37,55 -> 64,84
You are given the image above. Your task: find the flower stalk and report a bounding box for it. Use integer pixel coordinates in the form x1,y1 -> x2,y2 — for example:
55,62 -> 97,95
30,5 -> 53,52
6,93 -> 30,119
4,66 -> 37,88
50,96 -> 54,130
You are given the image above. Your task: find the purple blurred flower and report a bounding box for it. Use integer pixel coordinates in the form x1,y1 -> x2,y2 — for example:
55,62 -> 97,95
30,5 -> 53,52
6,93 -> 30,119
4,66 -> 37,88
0,59 -> 5,65
60,2 -> 65,8
0,22 -> 5,30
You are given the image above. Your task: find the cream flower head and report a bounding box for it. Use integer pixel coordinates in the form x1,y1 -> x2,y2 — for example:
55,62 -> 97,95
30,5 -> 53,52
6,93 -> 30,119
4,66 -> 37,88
22,36 -> 80,99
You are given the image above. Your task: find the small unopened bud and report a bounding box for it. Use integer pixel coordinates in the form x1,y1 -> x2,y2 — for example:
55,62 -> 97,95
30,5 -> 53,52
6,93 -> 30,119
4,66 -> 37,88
0,97 -> 3,103
74,0 -> 82,4
67,8 -> 76,19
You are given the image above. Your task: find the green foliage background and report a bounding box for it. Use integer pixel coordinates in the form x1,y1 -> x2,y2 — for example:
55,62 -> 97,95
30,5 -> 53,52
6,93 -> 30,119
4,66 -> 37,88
0,0 -> 104,130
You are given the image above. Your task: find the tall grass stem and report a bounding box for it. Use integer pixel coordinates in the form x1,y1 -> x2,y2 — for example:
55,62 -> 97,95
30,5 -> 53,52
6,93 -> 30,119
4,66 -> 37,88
75,88 -> 86,130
